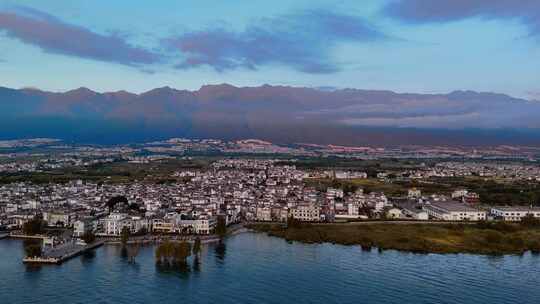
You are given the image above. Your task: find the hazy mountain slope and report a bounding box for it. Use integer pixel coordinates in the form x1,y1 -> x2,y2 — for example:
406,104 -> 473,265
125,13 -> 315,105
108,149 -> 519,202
1,84 -> 539,146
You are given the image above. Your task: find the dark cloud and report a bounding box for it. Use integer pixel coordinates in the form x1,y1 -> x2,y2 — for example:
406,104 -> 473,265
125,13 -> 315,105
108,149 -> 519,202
384,0 -> 540,38
0,7 -> 160,66
165,10 -> 387,74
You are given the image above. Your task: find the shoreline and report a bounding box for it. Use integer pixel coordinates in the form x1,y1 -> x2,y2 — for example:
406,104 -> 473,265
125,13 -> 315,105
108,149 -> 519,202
248,222 -> 540,256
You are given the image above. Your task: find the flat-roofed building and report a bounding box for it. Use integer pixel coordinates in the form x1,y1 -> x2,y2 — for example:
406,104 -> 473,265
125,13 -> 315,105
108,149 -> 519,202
74,218 -> 94,237
491,206 -> 540,221
256,207 -> 272,222
401,207 -> 429,220
424,201 -> 486,221
291,204 -> 320,222
152,218 -> 175,234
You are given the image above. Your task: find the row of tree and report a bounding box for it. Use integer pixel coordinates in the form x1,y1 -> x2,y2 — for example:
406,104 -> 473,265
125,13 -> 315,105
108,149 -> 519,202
155,238 -> 202,266
22,216 -> 47,235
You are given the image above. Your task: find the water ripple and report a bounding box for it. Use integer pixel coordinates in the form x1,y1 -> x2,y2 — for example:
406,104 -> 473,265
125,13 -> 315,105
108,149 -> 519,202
1,234 -> 539,304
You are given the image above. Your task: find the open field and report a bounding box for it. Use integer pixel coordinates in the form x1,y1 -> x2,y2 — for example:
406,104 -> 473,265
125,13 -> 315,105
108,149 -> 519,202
249,222 -> 540,255
304,176 -> 540,205
0,158 -> 213,184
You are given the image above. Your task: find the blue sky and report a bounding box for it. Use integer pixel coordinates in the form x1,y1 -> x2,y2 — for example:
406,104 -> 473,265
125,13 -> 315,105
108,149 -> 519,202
0,0 -> 539,99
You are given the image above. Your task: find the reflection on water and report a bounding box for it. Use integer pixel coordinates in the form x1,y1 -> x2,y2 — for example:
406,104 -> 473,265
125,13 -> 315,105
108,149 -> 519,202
360,244 -> 372,252
81,250 -> 96,267
214,241 -> 226,262
82,250 -> 96,260
155,261 -> 191,279
193,256 -> 201,272
2,233 -> 540,304
24,264 -> 43,273
120,246 -> 128,259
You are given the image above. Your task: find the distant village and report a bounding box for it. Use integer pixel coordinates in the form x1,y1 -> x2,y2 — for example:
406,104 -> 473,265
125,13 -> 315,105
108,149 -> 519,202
2,137 -> 540,174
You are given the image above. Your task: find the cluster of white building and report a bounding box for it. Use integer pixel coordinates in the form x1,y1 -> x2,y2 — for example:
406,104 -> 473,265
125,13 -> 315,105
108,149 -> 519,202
3,158 -> 540,239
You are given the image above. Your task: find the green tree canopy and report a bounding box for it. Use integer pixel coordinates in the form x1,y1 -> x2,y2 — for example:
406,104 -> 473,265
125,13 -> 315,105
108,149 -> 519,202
81,231 -> 96,244
193,237 -> 202,255
215,216 -> 227,238
106,195 -> 128,212
23,216 -> 46,236
121,226 -> 130,246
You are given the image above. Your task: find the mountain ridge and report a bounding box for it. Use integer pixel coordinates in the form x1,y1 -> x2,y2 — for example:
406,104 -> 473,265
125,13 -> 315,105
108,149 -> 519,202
1,84 -> 540,146
3,84 -> 527,101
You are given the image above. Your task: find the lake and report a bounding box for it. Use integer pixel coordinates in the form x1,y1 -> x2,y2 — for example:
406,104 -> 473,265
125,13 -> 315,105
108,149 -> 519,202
1,232 -> 539,304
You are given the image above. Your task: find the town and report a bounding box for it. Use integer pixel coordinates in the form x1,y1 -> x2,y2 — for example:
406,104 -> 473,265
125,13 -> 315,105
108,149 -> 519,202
2,158 -> 540,243
2,138 -> 540,262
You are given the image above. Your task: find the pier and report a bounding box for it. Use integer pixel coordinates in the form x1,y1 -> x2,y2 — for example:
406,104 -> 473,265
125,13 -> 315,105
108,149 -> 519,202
23,240 -> 104,264
9,233 -> 47,240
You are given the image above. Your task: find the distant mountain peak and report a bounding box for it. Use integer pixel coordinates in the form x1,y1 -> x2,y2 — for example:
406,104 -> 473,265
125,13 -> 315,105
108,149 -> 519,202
141,86 -> 189,97
199,83 -> 238,92
105,90 -> 138,99
64,87 -> 98,98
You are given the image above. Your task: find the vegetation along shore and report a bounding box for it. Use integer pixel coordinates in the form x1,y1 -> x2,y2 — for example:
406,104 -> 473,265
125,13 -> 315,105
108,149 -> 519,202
249,218 -> 540,255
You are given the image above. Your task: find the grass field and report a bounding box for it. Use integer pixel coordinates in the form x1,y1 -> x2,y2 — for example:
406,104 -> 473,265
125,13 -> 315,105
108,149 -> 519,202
250,222 -> 540,255
304,176 -> 540,205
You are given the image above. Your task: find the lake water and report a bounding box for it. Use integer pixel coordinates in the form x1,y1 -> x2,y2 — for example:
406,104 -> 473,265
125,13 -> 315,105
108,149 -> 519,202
1,232 -> 539,304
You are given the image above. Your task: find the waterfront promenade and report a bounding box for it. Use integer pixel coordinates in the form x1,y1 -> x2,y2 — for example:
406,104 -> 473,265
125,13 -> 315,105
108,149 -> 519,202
23,241 -> 104,264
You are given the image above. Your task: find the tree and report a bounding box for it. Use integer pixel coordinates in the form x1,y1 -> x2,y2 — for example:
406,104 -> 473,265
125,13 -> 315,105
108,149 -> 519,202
174,242 -> 192,264
192,237 -> 201,256
23,240 -> 42,258
215,216 -> 227,238
287,216 -> 301,229
23,216 -> 46,236
106,195 -> 128,212
128,203 -> 141,212
134,227 -> 148,236
121,226 -> 130,246
81,231 -> 96,244
155,241 -> 191,265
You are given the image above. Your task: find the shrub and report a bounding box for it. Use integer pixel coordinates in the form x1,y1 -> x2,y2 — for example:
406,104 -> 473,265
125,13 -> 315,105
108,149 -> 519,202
23,217 -> 46,235
521,215 -> 540,228
527,240 -> 540,254
491,222 -> 519,233
476,220 -> 492,230
484,231 -> 503,244
506,235 -> 525,248
81,231 -> 96,244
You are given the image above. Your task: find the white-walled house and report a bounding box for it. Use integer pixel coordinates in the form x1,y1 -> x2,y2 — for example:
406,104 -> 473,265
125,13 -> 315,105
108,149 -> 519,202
175,216 -> 216,234
291,204 -> 320,222
491,206 -> 540,221
102,213 -> 128,235
256,207 -> 272,222
401,207 -> 429,220
386,208 -> 402,219
74,219 -> 94,237
423,201 -> 486,221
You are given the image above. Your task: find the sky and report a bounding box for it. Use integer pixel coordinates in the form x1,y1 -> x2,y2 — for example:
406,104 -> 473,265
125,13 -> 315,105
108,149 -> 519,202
0,0 -> 539,99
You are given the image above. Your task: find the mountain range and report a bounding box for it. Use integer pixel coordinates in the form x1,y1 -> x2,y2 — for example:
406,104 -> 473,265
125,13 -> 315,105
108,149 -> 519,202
2,84 -> 540,146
